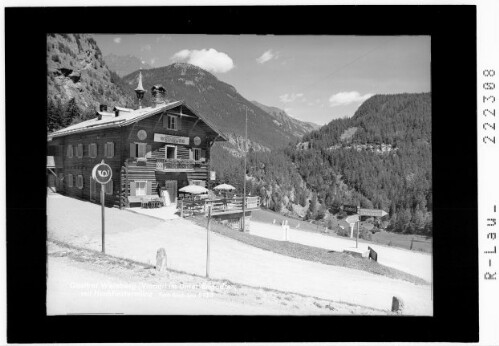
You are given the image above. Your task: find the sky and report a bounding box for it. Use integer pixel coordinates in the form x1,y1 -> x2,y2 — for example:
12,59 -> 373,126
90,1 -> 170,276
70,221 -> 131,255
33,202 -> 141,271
94,34 -> 430,125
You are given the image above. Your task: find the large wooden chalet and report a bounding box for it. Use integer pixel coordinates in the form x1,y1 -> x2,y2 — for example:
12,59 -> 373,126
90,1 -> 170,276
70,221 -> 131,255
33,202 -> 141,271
47,73 -> 226,208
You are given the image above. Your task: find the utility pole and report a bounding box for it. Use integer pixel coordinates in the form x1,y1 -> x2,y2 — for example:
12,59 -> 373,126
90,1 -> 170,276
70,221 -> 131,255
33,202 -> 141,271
242,105 -> 248,232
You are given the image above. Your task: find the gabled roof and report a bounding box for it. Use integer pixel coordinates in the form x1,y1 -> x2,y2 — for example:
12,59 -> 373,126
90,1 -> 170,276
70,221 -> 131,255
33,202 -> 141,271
48,100 -> 227,141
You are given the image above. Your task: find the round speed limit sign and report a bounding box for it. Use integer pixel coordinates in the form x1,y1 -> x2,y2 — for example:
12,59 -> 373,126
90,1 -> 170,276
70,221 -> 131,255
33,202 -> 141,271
92,161 -> 113,185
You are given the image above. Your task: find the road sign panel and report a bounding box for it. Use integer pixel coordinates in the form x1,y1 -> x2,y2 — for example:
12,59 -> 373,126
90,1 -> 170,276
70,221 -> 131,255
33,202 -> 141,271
345,214 -> 360,223
92,161 -> 112,185
358,208 -> 388,217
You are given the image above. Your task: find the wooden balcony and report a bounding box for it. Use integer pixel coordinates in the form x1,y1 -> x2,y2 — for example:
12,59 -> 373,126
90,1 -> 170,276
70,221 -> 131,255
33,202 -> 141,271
155,158 -> 207,172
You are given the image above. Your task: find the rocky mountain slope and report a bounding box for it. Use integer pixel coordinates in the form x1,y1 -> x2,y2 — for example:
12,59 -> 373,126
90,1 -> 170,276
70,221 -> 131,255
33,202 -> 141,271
104,53 -> 152,77
252,100 -> 320,137
121,63 -> 309,152
47,34 -> 135,111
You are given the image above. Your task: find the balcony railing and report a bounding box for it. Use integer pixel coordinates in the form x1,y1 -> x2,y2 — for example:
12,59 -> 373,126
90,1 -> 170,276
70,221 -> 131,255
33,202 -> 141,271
155,158 -> 207,171
179,196 -> 261,217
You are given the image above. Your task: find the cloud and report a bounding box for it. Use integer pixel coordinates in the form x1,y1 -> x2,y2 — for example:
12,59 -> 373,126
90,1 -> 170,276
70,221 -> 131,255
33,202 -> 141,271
256,50 -> 278,64
141,44 -> 152,52
113,37 -> 122,44
150,58 -> 157,66
279,93 -> 304,103
170,48 -> 234,73
328,91 -> 373,107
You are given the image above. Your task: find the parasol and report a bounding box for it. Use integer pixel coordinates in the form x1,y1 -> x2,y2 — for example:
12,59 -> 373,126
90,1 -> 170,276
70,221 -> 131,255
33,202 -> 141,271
179,185 -> 209,194
214,183 -> 236,191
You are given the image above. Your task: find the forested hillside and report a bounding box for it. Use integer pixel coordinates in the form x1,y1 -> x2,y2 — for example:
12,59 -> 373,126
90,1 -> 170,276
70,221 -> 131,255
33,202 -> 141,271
287,93 -> 432,235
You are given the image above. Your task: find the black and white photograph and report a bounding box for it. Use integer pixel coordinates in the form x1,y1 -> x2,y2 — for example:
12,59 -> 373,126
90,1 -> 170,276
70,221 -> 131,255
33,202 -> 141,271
5,4 -> 483,343
45,33 -> 433,316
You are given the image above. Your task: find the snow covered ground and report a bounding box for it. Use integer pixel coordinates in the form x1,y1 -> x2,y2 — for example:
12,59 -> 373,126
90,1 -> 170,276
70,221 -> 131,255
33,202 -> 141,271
47,194 -> 432,315
249,221 -> 432,282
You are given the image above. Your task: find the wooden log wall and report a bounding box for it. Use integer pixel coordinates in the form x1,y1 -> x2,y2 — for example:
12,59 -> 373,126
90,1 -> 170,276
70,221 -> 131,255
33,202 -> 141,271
51,127 -> 124,208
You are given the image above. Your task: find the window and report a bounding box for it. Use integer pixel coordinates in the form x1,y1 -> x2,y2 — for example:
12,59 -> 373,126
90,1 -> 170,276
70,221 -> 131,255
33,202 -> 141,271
193,148 -> 201,161
89,143 -> 97,158
105,180 -> 113,195
67,145 -> 73,158
163,115 -> 178,130
77,144 -> 83,158
135,181 -> 146,196
166,145 -> 177,160
104,142 -> 114,158
77,175 -> 84,189
68,174 -> 73,187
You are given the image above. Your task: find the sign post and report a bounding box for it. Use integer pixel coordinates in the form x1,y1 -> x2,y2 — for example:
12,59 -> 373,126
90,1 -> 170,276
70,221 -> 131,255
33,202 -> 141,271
92,160 -> 112,253
356,220 -> 360,248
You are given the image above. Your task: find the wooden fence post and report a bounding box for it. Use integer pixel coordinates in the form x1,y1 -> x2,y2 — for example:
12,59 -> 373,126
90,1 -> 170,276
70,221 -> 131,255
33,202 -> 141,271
180,199 -> 184,218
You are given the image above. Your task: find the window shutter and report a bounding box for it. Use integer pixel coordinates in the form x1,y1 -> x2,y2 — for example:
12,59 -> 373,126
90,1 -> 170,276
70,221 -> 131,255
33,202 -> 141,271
104,143 -> 108,158
177,116 -> 181,131
130,181 -> 136,196
109,142 -> 114,158
130,143 -> 136,158
68,174 -> 72,187
146,181 -> 152,195
146,144 -> 152,158
163,115 -> 168,128
189,149 -> 193,160
201,149 -> 206,161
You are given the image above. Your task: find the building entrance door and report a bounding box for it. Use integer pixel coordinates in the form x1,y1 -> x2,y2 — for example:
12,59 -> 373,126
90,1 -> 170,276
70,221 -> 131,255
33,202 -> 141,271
164,180 -> 177,206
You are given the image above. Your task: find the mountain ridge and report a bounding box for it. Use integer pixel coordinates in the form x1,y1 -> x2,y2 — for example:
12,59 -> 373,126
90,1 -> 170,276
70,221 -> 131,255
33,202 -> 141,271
120,63 -> 311,152
251,100 -> 320,138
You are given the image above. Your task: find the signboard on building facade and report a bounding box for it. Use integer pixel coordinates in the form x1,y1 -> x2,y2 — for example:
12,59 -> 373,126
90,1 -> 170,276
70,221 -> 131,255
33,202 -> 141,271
154,133 -> 190,145
210,171 -> 216,181
358,208 -> 388,217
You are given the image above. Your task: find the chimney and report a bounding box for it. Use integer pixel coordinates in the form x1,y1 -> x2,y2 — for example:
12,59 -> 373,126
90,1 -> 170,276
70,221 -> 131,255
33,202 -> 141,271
151,85 -> 166,107
99,104 -> 108,112
96,111 -> 102,120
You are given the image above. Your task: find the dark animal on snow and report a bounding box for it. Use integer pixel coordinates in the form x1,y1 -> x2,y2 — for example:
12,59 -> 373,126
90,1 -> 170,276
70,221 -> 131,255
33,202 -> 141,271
368,246 -> 378,262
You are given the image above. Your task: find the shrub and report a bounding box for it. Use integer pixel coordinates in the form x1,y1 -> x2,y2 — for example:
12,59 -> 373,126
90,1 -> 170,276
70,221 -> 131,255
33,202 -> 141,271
359,228 -> 372,241
336,226 -> 350,238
